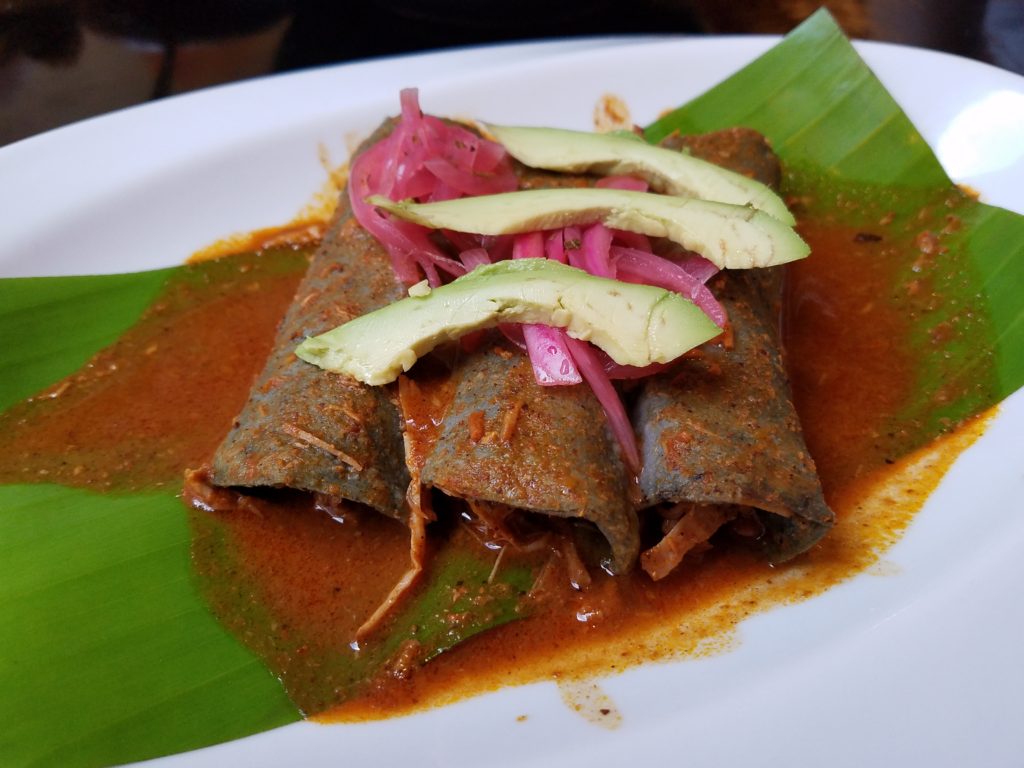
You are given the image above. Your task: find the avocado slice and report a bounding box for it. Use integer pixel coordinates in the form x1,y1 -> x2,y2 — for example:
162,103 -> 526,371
369,189 -> 809,270
486,124 -> 796,226
296,259 -> 721,385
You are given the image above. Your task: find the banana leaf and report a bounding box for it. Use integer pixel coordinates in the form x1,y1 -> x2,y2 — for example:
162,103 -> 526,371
0,269 -> 171,412
0,259 -> 532,767
648,9 -> 1024,439
2,9 -> 1023,767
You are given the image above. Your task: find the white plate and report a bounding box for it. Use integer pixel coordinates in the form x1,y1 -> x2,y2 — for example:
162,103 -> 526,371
2,36 -> 1023,768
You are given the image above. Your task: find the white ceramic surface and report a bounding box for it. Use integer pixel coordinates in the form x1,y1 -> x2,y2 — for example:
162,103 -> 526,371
2,36 -> 1022,768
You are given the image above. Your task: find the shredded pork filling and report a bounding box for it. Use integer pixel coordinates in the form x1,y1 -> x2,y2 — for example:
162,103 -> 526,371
640,504 -> 738,581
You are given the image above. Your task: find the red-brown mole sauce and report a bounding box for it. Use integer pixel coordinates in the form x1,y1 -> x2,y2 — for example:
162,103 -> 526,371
0,203 -> 995,720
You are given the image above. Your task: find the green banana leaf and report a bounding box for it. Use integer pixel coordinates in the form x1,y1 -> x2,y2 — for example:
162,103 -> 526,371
2,9 -> 1023,767
0,484 -> 298,768
0,269 -> 171,411
648,9 -> 1024,437
0,255 -> 534,767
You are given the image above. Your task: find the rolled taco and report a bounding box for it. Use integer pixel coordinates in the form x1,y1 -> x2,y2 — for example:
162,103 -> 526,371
633,268 -> 833,577
633,129 -> 832,578
208,94 -> 831,586
210,127 -> 410,518
418,338 -> 639,574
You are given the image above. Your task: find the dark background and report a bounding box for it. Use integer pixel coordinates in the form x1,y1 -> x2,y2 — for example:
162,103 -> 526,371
2,0 -> 1022,146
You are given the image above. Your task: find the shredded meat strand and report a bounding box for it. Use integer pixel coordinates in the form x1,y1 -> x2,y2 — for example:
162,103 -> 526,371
340,404 -> 364,424
640,504 -> 737,581
486,546 -> 507,584
280,423 -> 363,471
561,537 -> 592,591
354,499 -> 428,643
527,555 -> 559,599
324,403 -> 363,425
354,439 -> 435,644
500,400 -> 525,442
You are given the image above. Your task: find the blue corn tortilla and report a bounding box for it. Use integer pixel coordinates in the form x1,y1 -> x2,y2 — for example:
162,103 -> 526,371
634,129 -> 833,561
210,122 -> 411,518
633,268 -> 834,561
419,338 -> 639,574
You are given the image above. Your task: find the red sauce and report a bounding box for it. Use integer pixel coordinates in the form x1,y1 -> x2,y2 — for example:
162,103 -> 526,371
0,247 -> 309,489
0,207 -> 998,722
785,221 -> 917,488
189,220 -> 327,265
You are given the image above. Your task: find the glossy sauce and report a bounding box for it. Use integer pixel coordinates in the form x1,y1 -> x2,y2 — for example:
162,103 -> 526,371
0,201 -> 997,722
195,198 -> 995,718
0,247 -> 309,489
785,182 -> 998,489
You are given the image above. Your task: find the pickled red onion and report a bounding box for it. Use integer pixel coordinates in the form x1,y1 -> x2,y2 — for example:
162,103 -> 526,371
564,338 -> 640,474
612,247 -> 726,327
677,253 -> 720,283
459,247 -> 491,271
579,224 -> 615,278
609,229 -> 652,252
349,88 -> 516,285
424,157 -> 519,198
514,233 -> 582,386
521,327 -> 583,386
511,231 -> 544,260
544,230 -> 567,263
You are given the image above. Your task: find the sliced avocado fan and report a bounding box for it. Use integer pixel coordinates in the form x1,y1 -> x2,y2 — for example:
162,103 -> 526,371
369,188 -> 809,270
296,259 -> 721,385
485,123 -> 796,226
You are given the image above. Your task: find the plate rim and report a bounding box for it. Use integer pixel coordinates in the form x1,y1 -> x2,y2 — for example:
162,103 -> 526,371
2,34 -> 1022,768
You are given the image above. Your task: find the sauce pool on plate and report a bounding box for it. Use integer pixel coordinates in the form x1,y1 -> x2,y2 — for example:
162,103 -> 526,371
0,194 -> 994,720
